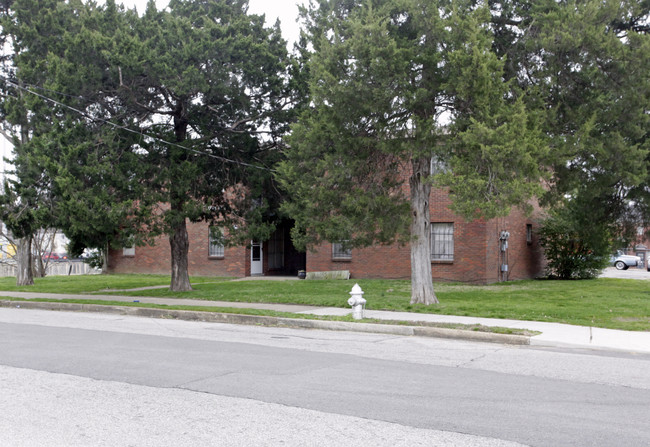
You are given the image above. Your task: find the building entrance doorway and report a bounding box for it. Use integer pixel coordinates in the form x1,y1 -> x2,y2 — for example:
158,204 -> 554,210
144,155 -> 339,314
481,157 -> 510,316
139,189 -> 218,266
251,241 -> 263,275
265,222 -> 306,276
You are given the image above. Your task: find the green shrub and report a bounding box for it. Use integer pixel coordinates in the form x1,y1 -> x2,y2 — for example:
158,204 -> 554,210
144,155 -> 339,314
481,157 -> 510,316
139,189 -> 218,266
538,209 -> 611,279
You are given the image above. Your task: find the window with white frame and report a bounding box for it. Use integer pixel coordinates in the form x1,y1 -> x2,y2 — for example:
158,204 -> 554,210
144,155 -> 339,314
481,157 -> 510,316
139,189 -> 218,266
332,241 -> 352,260
526,224 -> 533,244
208,227 -> 225,258
430,155 -> 449,175
123,246 -> 135,257
431,223 -> 454,261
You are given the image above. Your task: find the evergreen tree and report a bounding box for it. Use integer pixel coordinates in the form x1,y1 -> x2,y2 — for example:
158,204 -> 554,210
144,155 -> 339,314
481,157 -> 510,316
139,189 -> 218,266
492,0 -> 650,245
2,0 -> 294,290
108,0 -> 292,290
0,0 -> 77,285
278,0 -> 546,304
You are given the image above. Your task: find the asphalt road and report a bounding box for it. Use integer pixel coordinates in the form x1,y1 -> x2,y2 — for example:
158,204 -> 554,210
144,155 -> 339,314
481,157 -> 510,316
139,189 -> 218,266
1,308 -> 649,447
599,266 -> 650,279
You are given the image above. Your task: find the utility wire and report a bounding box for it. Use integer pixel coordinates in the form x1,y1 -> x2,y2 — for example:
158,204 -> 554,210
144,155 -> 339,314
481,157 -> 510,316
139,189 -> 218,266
1,76 -> 275,172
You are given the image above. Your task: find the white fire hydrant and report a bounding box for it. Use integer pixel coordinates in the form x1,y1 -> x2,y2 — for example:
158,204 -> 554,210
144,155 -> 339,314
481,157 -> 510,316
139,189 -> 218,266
348,283 -> 366,320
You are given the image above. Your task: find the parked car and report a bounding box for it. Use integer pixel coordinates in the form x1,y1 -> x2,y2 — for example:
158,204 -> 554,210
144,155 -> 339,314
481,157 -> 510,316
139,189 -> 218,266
41,252 -> 68,261
610,252 -> 641,270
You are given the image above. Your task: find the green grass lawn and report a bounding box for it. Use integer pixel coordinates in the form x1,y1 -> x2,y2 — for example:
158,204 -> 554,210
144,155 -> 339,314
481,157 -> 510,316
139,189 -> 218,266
0,274 -> 217,294
0,274 -> 649,331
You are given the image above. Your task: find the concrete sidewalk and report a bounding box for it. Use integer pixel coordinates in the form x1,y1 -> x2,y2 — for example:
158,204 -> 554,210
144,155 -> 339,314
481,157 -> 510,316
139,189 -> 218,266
2,290 -> 649,354
303,306 -> 650,354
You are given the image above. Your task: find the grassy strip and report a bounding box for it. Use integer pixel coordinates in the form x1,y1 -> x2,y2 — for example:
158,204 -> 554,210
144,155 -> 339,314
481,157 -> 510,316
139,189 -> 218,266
0,274 -> 218,294
3,297 -> 332,319
96,277 -> 650,331
1,297 -> 534,336
1,274 -> 649,331
356,318 -> 540,336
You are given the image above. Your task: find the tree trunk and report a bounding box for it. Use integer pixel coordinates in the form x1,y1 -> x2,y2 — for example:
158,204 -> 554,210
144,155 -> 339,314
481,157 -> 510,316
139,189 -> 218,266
169,218 -> 192,292
102,243 -> 109,273
33,256 -> 46,278
16,235 -> 34,286
409,156 -> 438,304
168,100 -> 192,292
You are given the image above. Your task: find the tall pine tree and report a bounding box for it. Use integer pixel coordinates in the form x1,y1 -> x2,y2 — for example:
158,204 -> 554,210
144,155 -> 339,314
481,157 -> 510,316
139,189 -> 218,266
279,0 -> 546,304
3,0 -> 294,290
492,0 -> 650,247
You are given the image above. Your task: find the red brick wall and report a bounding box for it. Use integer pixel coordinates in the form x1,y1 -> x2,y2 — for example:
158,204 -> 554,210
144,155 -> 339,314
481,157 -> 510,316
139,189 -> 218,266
307,221 -> 496,283
429,188 -> 491,283
308,242 -> 412,279
107,221 -> 248,277
107,193 -> 546,283
488,209 -> 545,281
307,188 -> 546,284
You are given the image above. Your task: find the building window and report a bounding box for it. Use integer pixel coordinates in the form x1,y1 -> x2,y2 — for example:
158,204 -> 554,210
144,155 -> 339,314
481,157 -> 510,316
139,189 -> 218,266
526,224 -> 533,245
208,227 -> 225,258
332,242 -> 352,260
123,246 -> 135,257
431,223 -> 454,261
430,155 -> 449,175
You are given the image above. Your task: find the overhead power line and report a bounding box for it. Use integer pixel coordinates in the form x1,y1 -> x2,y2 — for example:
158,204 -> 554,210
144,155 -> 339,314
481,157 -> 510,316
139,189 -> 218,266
1,76 -> 275,172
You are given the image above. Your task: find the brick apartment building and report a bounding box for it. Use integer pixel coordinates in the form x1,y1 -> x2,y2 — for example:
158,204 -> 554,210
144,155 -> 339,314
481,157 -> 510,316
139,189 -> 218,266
307,187 -> 545,284
107,219 -> 305,279
107,188 -> 546,284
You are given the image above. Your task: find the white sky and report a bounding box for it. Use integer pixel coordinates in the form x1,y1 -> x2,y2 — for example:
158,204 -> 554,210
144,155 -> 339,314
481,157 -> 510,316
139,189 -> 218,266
247,0 -> 306,45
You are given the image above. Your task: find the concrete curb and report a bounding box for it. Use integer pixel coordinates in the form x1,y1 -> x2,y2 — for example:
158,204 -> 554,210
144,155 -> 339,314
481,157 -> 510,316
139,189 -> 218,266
0,300 -> 530,345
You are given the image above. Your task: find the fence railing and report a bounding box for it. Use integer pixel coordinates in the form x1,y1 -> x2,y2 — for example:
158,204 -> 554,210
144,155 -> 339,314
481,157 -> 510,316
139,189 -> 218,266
0,260 -> 101,277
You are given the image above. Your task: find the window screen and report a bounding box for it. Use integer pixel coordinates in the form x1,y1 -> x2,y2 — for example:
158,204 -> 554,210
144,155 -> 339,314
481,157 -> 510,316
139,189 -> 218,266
332,242 -> 352,259
208,227 -> 225,257
431,223 -> 454,261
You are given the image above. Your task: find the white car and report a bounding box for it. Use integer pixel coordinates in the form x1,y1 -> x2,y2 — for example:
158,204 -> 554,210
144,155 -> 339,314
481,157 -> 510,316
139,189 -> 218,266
611,252 -> 642,270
